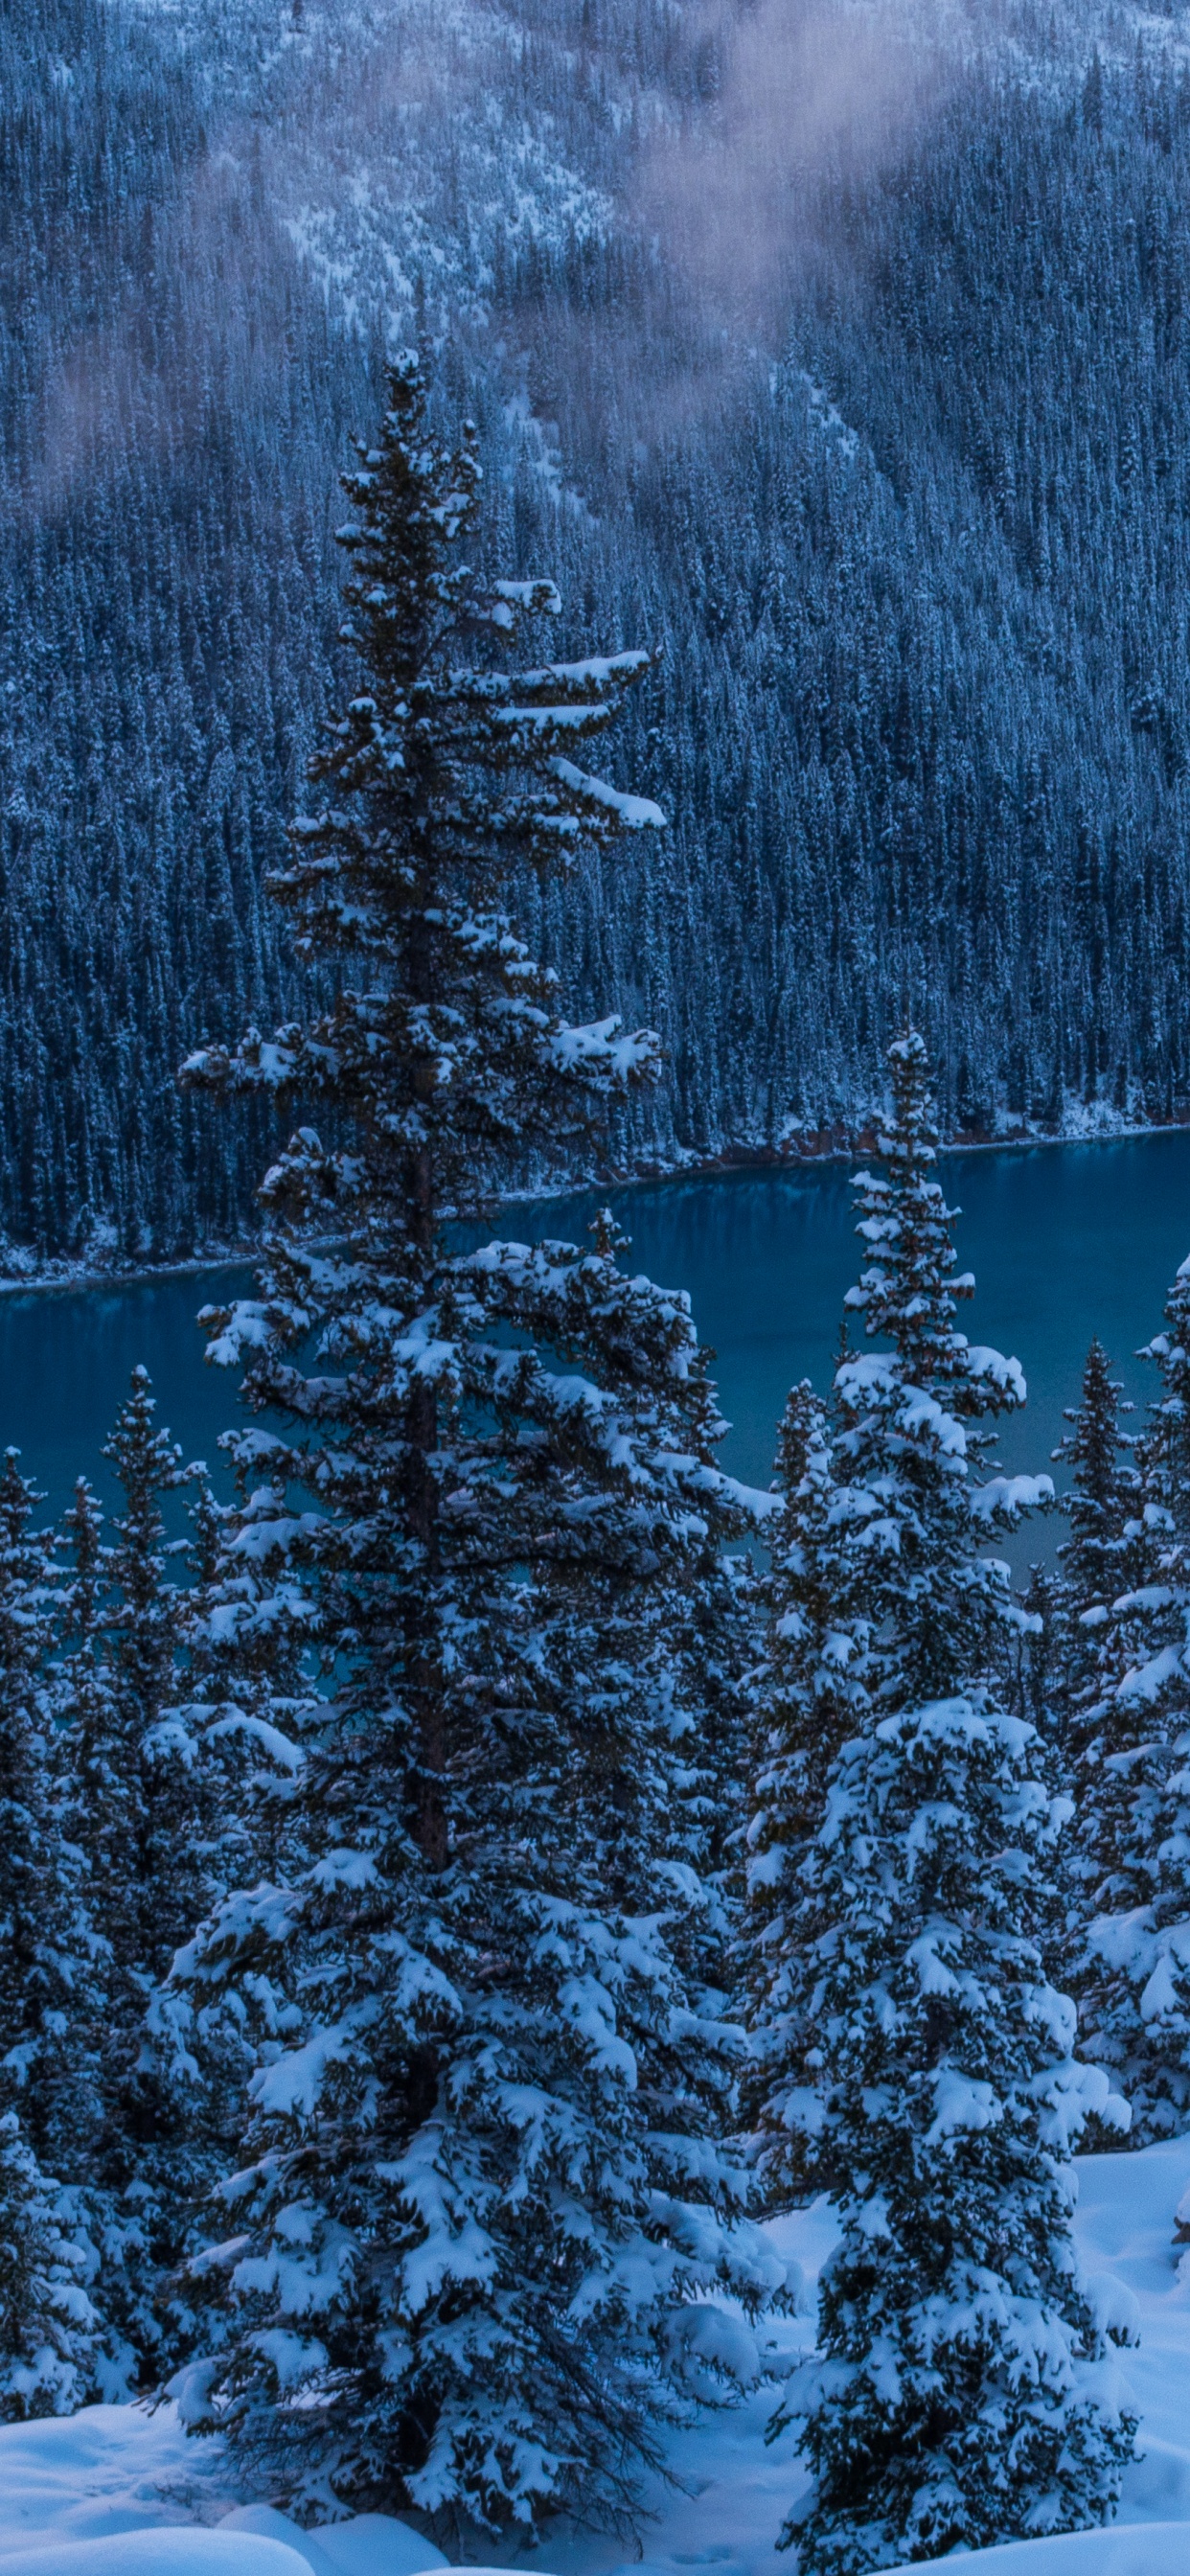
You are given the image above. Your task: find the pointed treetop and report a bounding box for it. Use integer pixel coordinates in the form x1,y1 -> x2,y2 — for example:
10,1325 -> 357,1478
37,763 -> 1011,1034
845,1028 -> 1023,1417
103,1368 -> 189,1498
1058,1339 -> 1130,1483
1054,1338 -> 1136,1595
0,1453 -> 46,1556
1140,1254 -> 1190,1522
877,1027 -> 939,1165
181,352 -> 665,1243
334,351 -> 484,695
590,1204 -> 629,1261
58,1478 -> 103,1646
63,1477 -> 103,1571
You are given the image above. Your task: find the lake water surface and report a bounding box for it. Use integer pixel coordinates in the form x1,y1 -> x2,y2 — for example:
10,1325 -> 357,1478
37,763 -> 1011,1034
6,1130 -> 1190,1528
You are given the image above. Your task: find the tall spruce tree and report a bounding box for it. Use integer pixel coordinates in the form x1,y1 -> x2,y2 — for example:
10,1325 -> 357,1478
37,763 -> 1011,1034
172,357 -> 779,2533
1056,1345 -> 1139,1617
139,1471 -> 313,2381
0,1456 -> 104,2404
57,1475 -> 125,1932
64,1373 -> 201,2387
746,1036 -> 1133,2574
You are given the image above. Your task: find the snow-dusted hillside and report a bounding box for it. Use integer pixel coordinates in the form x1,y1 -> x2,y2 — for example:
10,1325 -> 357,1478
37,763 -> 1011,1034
16,0 -> 1190,1255
125,0 -> 616,346
7,2136 -> 1190,2576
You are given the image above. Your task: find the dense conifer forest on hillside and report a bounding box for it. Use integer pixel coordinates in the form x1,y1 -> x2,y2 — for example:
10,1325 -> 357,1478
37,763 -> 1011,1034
0,373 -> 1162,2570
13,12 -> 1190,2565
9,0 -> 1190,1258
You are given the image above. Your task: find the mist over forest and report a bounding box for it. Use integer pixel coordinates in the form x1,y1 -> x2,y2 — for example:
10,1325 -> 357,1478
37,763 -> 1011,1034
6,0 -> 1190,1258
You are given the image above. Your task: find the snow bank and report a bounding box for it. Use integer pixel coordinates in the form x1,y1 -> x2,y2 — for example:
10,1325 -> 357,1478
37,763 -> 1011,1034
0,2407 -> 448,2576
0,2408 -> 226,2554
896,2526 -> 1190,2576
0,2512 -> 448,2576
7,2138 -> 1190,2576
0,2540 -> 309,2576
218,2510 -> 446,2576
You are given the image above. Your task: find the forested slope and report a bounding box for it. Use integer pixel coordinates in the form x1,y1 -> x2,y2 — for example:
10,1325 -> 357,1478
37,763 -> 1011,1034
7,0 -> 1190,1255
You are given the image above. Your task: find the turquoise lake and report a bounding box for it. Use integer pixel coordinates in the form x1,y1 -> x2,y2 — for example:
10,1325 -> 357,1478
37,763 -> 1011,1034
6,1131 -> 1190,1539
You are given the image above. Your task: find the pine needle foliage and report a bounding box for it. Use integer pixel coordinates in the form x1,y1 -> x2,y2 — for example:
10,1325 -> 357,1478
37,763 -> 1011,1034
835,1032 -> 1039,1705
174,358 -> 779,2537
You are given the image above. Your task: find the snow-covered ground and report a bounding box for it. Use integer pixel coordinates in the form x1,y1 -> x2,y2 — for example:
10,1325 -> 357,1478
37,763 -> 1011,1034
6,2141 -> 1190,2576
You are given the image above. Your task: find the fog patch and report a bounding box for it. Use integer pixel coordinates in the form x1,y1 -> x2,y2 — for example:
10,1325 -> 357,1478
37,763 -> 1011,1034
635,0 -> 954,349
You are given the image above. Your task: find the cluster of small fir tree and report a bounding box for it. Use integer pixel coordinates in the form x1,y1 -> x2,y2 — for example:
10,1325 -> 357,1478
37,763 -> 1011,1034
0,1371 -> 301,2406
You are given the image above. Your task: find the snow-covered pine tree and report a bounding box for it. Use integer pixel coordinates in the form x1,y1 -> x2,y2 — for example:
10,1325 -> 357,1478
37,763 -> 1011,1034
1002,1348 -> 1139,1898
1051,1342 -> 1140,1735
171,1470 -> 312,1898
781,1690 -> 1135,2575
1058,1342 -> 1139,1604
744,1378 -> 868,2204
70,1370 -> 289,2387
1041,1342 -> 1142,2069
746,1039 -> 1042,2208
1069,1259 -> 1190,2141
0,1455 -> 103,2401
0,1452 -> 101,2184
101,1368 -> 197,1982
831,1033 -> 1050,1708
136,1472 -> 313,2380
173,356 -> 779,2534
58,1476 -> 132,1995
749,1034 -> 1133,2574
0,2112 -> 96,2423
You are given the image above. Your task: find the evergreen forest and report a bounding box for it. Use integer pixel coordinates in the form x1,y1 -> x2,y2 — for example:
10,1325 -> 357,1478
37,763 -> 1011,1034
9,354 -> 1190,2576
12,3 -> 1190,2564
11,0 -> 1190,1257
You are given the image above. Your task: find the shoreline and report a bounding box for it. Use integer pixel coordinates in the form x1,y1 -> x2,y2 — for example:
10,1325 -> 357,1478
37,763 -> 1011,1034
0,1243 -> 262,1302
3,1109 -> 1186,1301
603,1112 -> 1190,1186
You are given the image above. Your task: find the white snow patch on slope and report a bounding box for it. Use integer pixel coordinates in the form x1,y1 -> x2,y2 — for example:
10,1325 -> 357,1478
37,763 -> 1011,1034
0,2406 -> 447,2576
0,2540 -> 310,2576
905,2529 -> 1190,2576
6,2141 -> 1190,2576
0,2408 -> 229,2553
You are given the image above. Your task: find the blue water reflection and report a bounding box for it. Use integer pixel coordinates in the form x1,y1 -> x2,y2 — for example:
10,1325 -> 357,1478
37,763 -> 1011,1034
3,1132 -> 1190,1539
